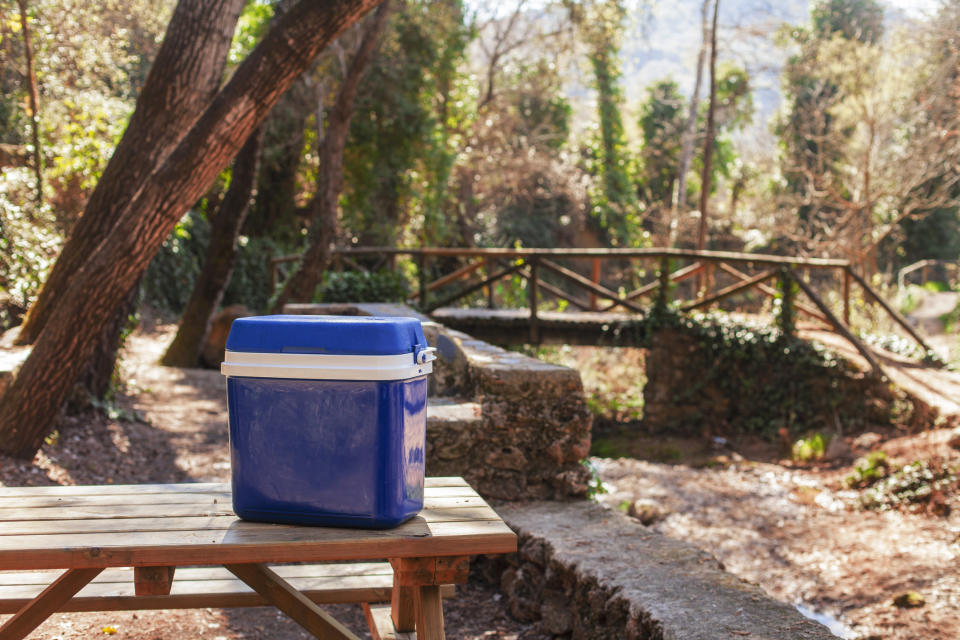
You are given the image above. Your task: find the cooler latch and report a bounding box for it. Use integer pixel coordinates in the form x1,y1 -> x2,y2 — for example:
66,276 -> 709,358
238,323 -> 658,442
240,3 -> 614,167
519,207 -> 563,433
415,346 -> 437,365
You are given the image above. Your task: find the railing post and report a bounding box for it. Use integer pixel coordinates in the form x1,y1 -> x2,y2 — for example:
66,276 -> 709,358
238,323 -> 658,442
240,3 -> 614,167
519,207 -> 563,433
486,260 -> 495,309
777,268 -> 796,338
590,258 -> 601,311
654,256 -> 670,316
417,252 -> 428,312
529,257 -> 540,344
843,267 -> 851,327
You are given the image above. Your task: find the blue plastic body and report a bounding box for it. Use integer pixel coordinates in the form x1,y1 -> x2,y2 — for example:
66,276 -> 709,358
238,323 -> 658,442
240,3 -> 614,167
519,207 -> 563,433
226,314 -> 428,357
227,375 -> 427,528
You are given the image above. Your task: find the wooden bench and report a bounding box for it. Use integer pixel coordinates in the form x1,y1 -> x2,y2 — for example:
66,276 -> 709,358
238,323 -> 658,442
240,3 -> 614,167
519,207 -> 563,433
0,562 -> 455,612
0,478 -> 516,640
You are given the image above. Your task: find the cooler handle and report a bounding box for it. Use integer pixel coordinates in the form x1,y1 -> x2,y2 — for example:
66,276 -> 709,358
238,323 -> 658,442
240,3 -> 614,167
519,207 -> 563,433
415,346 -> 437,365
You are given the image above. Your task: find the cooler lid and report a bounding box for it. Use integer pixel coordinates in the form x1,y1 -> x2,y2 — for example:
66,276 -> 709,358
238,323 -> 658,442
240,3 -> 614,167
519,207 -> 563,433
225,315 -> 428,357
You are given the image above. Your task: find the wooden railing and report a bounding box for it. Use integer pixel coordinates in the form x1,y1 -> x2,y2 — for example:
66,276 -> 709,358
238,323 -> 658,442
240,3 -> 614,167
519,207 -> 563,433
270,247 -> 933,372
897,259 -> 960,290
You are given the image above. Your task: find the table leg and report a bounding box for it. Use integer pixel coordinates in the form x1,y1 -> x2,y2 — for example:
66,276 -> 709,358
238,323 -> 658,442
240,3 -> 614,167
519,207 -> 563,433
391,581 -> 417,631
225,563 -> 360,640
416,585 -> 445,640
0,567 -> 103,640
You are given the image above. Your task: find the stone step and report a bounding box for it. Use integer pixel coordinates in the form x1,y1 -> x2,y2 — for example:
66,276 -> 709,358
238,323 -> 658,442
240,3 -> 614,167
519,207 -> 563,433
426,399 -> 481,468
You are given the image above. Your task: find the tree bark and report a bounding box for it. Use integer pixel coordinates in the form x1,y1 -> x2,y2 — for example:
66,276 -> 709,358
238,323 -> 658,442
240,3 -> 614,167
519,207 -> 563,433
15,0 -> 246,346
0,0 -> 382,458
671,0 -> 710,235
271,1 -> 392,312
16,0 -> 42,207
161,126 -> 265,368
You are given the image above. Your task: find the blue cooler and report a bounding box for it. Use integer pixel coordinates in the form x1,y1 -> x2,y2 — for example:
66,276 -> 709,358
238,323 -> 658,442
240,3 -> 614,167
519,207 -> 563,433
220,315 -> 436,528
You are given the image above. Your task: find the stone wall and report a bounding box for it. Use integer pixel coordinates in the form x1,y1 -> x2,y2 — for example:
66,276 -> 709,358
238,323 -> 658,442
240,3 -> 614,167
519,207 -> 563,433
424,324 -> 592,500
475,501 -> 836,640
642,327 -> 931,437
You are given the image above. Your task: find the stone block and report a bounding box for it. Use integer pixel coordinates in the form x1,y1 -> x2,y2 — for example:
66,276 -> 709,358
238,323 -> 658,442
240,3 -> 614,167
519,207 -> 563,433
480,500 -> 838,640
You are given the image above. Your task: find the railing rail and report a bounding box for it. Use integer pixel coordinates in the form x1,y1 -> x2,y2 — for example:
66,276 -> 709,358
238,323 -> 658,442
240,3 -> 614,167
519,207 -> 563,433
269,246 -> 934,371
897,259 -> 959,290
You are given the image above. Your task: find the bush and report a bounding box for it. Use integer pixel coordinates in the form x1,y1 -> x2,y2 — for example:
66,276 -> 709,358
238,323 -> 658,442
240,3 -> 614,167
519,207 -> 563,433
0,170 -> 63,331
222,235 -> 282,313
318,270 -> 409,303
860,461 -> 957,511
141,210 -> 209,315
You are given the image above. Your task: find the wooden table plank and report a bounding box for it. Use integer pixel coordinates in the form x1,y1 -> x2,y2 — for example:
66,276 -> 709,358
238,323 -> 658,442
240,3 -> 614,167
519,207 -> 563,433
0,477 -> 470,499
0,480 -> 517,572
0,562 -> 394,585
0,519 -> 517,570
0,495 -> 490,523
0,488 -> 480,511
0,505 -> 503,536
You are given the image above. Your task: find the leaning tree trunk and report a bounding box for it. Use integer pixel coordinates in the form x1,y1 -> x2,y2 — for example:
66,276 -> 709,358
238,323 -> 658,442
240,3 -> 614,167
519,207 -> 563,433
15,0 -> 246,346
0,0 -> 382,459
161,126 -> 265,368
271,0 -> 392,312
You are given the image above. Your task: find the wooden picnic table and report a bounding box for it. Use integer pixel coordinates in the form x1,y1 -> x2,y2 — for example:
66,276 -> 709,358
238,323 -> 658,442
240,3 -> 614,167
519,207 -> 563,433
0,476 -> 516,640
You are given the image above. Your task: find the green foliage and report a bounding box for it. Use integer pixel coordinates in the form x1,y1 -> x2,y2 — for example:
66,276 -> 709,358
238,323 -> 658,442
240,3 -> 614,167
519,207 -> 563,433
496,189 -> 577,248
844,450 -> 888,488
586,391 -> 643,422
586,42 -> 641,247
580,458 -> 608,501
0,1 -> 172,222
897,208 -> 960,270
637,80 -> 684,206
141,210 -> 209,314
811,0 -> 884,44
859,461 -> 957,511
318,270 -> 409,303
0,173 -> 61,327
342,0 -> 472,248
635,67 -> 753,217
228,1 -> 274,66
791,433 -> 827,462
222,235 -> 284,313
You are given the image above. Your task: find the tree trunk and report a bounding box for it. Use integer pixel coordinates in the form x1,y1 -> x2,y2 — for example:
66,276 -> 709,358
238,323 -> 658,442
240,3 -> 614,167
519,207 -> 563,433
16,0 -> 42,207
14,0 -> 246,346
161,126 -> 265,368
671,0 -> 710,236
75,284 -> 139,401
271,1 -> 392,312
0,0 -> 382,458
696,0 -> 719,254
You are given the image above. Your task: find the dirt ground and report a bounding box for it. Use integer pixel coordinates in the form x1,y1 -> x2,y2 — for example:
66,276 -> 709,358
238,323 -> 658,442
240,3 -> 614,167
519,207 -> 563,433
0,320 -> 543,640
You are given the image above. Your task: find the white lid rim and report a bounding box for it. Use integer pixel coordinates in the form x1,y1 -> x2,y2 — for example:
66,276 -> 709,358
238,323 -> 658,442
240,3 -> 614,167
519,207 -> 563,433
220,360 -> 432,381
